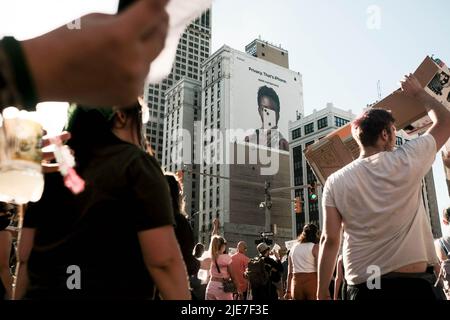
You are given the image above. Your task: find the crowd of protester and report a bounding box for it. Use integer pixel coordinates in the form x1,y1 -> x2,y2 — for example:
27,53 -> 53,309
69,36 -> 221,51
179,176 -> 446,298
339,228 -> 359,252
0,0 -> 449,301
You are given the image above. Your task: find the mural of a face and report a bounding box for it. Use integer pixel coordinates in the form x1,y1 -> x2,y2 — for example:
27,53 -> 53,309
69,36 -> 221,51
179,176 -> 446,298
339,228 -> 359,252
258,96 -> 279,128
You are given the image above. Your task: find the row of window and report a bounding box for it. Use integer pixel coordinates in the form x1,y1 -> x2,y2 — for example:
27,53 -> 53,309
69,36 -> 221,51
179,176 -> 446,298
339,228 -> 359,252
292,116 -> 350,140
181,37 -> 209,48
148,122 -> 164,130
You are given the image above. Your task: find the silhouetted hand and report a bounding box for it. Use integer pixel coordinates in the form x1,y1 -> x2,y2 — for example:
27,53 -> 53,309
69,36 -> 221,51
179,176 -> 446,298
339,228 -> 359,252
41,131 -> 71,173
22,0 -> 169,107
400,73 -> 425,98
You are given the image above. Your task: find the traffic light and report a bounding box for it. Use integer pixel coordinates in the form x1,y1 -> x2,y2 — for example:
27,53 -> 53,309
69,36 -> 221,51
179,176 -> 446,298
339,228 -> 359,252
308,182 -> 318,202
294,197 -> 302,214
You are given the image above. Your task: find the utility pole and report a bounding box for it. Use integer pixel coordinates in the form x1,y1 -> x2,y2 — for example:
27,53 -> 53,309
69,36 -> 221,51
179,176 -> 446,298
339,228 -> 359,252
181,165 -> 320,239
263,183 -> 317,237
264,181 -> 272,232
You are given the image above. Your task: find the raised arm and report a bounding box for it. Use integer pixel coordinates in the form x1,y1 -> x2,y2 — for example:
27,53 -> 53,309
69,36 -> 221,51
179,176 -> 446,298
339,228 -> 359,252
401,74 -> 450,150
212,218 -> 220,236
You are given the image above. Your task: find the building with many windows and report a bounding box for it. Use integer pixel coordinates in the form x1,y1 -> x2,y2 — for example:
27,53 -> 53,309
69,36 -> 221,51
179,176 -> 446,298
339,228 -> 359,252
288,103 -> 355,236
162,78 -> 202,237
198,43 -> 304,254
144,10 -> 211,162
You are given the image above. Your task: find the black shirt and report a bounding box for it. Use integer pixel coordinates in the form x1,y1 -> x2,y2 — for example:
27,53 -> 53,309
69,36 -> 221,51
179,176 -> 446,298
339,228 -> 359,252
263,256 -> 283,283
174,213 -> 199,277
24,137 -> 174,299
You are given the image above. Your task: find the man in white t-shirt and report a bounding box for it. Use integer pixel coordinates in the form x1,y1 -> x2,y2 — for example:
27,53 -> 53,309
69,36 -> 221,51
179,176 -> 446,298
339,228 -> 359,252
317,74 -> 450,300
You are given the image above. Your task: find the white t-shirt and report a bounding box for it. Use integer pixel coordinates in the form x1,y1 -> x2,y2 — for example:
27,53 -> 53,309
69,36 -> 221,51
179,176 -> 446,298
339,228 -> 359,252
290,242 -> 317,273
322,134 -> 439,285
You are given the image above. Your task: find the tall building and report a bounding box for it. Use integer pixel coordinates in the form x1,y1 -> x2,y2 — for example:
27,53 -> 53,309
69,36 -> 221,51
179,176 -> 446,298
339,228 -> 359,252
198,44 -> 304,255
245,38 -> 289,68
144,10 -> 211,162
422,170 -> 442,238
288,103 -> 355,236
162,78 -> 202,238
289,104 -> 442,238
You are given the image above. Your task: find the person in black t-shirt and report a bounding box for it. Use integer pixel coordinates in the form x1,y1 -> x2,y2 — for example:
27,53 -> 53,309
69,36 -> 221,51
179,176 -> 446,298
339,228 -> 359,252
165,173 -> 200,299
251,242 -> 283,301
14,104 -> 190,300
165,173 -> 199,277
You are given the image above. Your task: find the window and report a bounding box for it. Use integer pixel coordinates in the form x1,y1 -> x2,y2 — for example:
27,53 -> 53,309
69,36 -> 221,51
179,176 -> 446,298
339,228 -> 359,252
304,123 -> 314,135
293,146 -> 303,186
317,117 -> 328,129
335,116 -> 350,128
292,128 -> 301,140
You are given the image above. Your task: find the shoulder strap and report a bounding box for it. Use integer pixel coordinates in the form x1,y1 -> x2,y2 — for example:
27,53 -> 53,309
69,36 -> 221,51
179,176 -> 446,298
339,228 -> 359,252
215,259 -> 221,274
439,238 -> 450,258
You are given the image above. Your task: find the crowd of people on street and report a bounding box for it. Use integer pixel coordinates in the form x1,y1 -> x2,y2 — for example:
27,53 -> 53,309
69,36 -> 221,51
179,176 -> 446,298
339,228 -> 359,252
0,0 -> 449,300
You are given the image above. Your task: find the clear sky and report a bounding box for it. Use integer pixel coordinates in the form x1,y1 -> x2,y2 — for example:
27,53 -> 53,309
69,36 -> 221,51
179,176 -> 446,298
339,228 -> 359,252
0,0 -> 448,225
210,0 -> 450,225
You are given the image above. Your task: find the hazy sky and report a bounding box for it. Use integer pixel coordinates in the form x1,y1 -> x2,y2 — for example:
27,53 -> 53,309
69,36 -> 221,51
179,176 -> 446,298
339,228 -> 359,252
0,0 -> 448,225
212,0 -> 450,225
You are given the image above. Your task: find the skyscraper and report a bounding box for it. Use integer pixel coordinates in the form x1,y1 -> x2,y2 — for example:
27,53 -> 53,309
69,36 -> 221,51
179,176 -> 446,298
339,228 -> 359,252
198,43 -> 304,255
144,10 -> 211,162
162,77 -> 202,239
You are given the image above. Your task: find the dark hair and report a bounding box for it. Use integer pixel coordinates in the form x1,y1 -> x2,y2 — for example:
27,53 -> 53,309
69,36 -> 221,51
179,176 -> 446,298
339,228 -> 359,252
298,223 -> 319,244
0,203 -> 13,231
193,243 -> 205,258
257,86 -> 280,114
67,102 -> 145,169
351,109 -> 396,147
444,207 -> 450,221
165,173 -> 186,217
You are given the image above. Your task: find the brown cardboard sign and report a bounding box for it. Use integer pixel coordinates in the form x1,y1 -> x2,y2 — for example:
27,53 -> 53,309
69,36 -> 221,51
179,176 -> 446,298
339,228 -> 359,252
304,135 -> 354,184
304,56 -> 448,185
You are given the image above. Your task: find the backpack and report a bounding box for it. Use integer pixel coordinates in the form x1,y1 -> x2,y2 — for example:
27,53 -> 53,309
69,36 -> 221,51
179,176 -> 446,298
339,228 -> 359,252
436,238 -> 450,300
246,256 -> 270,289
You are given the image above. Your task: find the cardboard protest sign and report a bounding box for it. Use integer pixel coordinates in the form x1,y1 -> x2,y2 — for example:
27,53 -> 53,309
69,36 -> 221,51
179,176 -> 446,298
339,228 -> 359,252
305,56 -> 449,185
